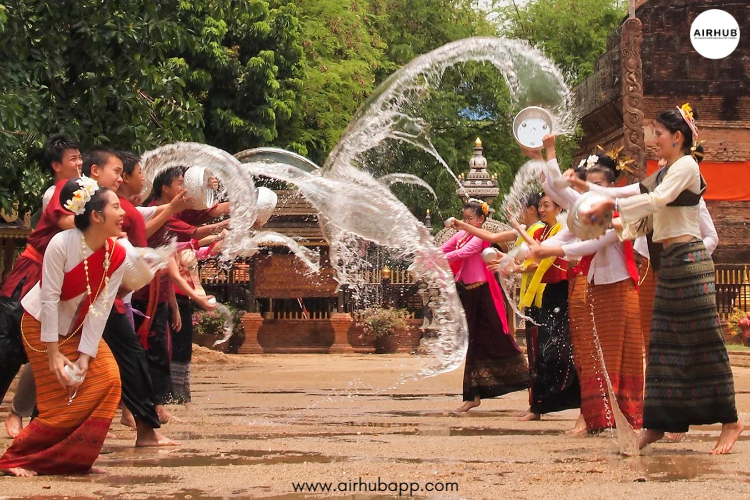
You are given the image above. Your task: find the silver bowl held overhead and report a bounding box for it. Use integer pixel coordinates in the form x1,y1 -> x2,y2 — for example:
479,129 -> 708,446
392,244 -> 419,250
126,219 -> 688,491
513,106 -> 553,151
567,191 -> 613,241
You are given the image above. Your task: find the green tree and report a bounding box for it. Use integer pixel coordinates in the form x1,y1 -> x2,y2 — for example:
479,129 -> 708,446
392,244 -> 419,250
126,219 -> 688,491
0,1 -> 303,214
494,0 -> 626,85
284,0 -> 389,165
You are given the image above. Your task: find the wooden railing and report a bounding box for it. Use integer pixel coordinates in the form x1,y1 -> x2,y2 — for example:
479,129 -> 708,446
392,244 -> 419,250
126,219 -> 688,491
270,310 -> 332,320
350,310 -> 417,321
715,264 -> 750,321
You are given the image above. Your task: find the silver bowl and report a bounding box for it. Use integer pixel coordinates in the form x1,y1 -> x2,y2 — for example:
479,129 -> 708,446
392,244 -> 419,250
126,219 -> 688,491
567,191 -> 612,241
513,106 -> 553,151
183,166 -> 216,209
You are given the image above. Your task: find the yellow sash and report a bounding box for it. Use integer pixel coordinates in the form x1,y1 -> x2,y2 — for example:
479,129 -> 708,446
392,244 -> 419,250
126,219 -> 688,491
520,222 -> 562,309
517,220 -> 546,308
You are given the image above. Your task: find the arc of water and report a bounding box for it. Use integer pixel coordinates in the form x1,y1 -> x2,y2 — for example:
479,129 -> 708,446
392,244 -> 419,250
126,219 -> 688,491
378,173 -> 438,199
242,160 -> 469,375
324,37 -> 575,181
139,142 -> 259,262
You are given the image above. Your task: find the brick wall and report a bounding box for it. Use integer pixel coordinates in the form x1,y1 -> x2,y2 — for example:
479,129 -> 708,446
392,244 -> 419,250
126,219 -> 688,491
254,318 -> 423,353
574,0 -> 750,264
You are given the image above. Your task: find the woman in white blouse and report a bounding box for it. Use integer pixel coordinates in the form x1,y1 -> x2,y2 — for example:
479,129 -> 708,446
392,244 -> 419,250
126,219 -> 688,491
583,106 -> 743,454
0,178 -> 132,476
524,136 -> 644,435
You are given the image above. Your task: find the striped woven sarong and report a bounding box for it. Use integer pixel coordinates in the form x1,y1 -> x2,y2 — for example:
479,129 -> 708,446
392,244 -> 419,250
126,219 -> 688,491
567,274 -> 591,383
638,258 -> 657,356
645,239 -> 737,432
587,279 -> 644,430
0,314 -> 121,474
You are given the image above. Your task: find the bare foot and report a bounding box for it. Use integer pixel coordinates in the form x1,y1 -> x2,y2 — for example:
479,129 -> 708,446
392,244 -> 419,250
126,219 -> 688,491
517,407 -> 531,418
135,428 -> 180,447
519,412 -> 541,422
87,466 -> 106,475
455,397 -> 480,413
710,421 -> 744,455
120,408 -> 137,429
565,413 -> 587,436
105,432 -> 116,439
156,405 -> 173,424
5,413 -> 23,438
664,432 -> 685,442
637,429 -> 665,450
1,467 -> 37,477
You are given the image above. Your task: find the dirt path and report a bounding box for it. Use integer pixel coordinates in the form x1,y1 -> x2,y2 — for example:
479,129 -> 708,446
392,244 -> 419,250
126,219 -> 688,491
0,354 -> 749,499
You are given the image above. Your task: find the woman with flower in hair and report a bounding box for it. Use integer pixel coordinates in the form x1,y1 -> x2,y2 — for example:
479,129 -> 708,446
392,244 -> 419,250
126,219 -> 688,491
583,104 -> 743,454
0,178 -> 141,476
441,200 -> 529,412
515,192 -> 580,422
524,135 -> 644,433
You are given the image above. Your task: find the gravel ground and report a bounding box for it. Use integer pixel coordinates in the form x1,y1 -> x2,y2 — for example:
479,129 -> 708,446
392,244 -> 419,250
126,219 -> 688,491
0,353 -> 748,499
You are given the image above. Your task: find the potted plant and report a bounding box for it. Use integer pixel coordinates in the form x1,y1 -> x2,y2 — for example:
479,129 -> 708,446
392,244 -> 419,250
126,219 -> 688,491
193,305 -> 246,352
363,308 -> 408,354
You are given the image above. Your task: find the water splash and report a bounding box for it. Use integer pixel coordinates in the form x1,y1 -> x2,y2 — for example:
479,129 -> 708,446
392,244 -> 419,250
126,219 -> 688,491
211,303 -> 235,348
324,37 -> 575,180
378,173 -> 437,199
499,158 -> 545,221
139,142 -> 260,262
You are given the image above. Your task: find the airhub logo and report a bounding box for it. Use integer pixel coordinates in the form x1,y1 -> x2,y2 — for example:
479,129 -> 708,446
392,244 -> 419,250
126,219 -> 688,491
690,9 -> 740,59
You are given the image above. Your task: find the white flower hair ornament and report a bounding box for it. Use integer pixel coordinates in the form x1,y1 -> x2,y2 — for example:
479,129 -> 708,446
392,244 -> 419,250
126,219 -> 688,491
585,155 -> 599,170
64,176 -> 100,216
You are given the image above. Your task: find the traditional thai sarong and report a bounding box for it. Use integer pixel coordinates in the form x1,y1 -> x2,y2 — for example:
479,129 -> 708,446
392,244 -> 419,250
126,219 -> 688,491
527,281 -> 581,414
638,258 -> 657,356
171,295 -> 194,404
586,279 -> 644,430
132,301 -> 173,406
644,239 -> 737,432
567,274 -> 591,384
0,315 -> 120,474
459,282 -> 530,401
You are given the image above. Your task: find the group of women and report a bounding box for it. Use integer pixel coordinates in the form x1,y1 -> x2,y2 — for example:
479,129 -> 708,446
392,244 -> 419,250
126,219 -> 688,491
442,104 -> 743,454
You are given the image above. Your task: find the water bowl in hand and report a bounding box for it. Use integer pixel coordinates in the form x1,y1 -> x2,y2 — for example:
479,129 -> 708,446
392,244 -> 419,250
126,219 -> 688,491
567,191 -> 612,241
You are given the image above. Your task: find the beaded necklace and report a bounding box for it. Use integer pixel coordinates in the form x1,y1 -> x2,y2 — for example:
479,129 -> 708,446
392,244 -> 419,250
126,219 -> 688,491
21,236 -> 113,353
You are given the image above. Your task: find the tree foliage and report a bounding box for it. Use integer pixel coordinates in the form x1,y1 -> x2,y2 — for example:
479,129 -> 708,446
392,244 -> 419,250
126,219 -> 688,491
494,0 -> 626,85
0,0 -> 600,224
0,0 -> 302,213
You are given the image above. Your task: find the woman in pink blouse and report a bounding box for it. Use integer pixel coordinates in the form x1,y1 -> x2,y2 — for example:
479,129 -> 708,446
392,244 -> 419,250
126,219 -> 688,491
441,200 -> 529,412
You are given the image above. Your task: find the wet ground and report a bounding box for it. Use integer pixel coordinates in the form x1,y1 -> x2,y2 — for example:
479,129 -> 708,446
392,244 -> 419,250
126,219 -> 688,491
1,353 -> 749,499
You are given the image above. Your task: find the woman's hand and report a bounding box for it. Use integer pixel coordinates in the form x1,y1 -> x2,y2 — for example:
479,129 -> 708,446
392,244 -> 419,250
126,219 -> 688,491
74,353 -> 91,386
560,169 -> 586,191
171,305 -> 182,332
506,209 -> 524,232
542,134 -> 556,152
196,295 -> 217,311
47,343 -> 75,389
581,199 -> 616,225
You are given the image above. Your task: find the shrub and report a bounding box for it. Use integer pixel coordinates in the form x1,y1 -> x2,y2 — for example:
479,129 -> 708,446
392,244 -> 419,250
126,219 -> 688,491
362,308 -> 408,338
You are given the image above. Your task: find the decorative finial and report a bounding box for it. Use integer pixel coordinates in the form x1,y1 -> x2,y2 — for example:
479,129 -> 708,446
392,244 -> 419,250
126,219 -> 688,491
475,137 -> 482,147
